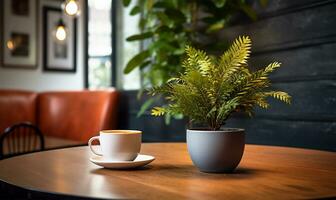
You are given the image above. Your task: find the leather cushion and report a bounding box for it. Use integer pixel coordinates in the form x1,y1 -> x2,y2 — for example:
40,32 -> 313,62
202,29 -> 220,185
0,90 -> 37,133
38,90 -> 119,142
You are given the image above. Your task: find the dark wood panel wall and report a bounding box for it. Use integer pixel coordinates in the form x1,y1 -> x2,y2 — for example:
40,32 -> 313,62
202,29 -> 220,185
118,0 -> 336,151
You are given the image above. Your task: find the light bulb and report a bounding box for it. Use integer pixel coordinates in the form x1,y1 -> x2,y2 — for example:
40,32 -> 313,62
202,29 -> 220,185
56,26 -> 67,41
6,40 -> 14,50
64,0 -> 79,16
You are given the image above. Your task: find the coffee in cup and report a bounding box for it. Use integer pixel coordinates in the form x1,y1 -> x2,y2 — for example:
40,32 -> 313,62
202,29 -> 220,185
88,130 -> 142,161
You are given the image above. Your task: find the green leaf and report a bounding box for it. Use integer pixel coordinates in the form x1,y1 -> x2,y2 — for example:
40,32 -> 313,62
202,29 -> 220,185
124,50 -> 150,74
173,113 -> 184,120
126,32 -> 153,41
139,60 -> 151,70
137,98 -> 155,117
146,0 -> 154,10
137,88 -> 144,100
151,107 -> 166,116
164,113 -> 171,125
150,40 -> 176,52
122,0 -> 131,7
130,6 -> 141,16
240,4 -> 257,21
153,1 -> 174,9
156,12 -> 170,25
264,91 -> 291,104
212,0 -> 226,8
155,26 -> 171,34
206,19 -> 225,33
164,9 -> 186,24
139,18 -> 147,30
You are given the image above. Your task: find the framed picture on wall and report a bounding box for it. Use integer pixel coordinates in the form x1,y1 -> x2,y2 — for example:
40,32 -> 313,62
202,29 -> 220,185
43,6 -> 77,72
1,0 -> 38,69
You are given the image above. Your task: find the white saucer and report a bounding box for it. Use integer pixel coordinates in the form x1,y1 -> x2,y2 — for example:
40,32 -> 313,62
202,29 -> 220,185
90,154 -> 155,169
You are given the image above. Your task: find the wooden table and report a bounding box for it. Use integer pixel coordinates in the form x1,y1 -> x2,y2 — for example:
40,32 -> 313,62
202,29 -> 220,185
0,143 -> 335,199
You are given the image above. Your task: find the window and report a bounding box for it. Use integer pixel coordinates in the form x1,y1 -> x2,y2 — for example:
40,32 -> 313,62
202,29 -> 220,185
87,0 -> 112,89
86,0 -> 141,90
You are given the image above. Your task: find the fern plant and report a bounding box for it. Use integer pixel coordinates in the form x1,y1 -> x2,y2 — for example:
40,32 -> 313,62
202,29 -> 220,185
149,36 -> 291,131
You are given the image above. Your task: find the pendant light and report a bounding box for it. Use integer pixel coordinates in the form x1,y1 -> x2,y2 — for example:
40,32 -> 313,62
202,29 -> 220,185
55,18 -> 67,41
62,0 -> 80,17
6,40 -> 15,50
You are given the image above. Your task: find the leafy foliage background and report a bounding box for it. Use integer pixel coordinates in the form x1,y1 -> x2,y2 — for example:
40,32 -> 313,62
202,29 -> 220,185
122,0 -> 268,118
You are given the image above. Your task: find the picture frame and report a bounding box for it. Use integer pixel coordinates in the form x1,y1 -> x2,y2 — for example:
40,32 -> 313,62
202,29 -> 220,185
1,0 -> 38,69
43,6 -> 77,72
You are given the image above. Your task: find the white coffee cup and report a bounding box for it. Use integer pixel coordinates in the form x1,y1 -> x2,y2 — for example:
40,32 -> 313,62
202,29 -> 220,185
88,130 -> 142,161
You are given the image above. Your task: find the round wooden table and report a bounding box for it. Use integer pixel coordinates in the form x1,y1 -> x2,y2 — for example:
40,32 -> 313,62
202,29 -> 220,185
0,143 -> 335,199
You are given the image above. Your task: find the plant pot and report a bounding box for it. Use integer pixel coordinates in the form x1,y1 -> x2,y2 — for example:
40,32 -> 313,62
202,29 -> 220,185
187,128 -> 245,173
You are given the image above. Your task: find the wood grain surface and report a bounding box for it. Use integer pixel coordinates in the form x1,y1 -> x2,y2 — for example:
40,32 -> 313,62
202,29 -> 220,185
0,143 -> 335,199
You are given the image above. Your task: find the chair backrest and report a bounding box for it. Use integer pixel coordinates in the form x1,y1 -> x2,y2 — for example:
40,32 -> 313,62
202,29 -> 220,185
38,90 -> 119,142
0,122 -> 45,159
0,90 -> 37,133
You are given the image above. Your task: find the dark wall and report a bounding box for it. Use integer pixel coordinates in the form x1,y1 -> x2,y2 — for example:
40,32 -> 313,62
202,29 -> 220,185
118,0 -> 336,151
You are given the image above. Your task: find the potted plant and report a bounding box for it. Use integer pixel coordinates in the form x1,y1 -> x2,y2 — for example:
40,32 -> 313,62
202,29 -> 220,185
149,36 -> 291,173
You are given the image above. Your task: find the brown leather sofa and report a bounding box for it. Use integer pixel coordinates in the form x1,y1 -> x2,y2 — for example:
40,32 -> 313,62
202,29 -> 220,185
0,89 -> 119,142
0,90 -> 37,133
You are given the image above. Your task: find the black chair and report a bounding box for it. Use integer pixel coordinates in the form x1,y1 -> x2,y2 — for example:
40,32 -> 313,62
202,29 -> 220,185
0,122 -> 45,159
